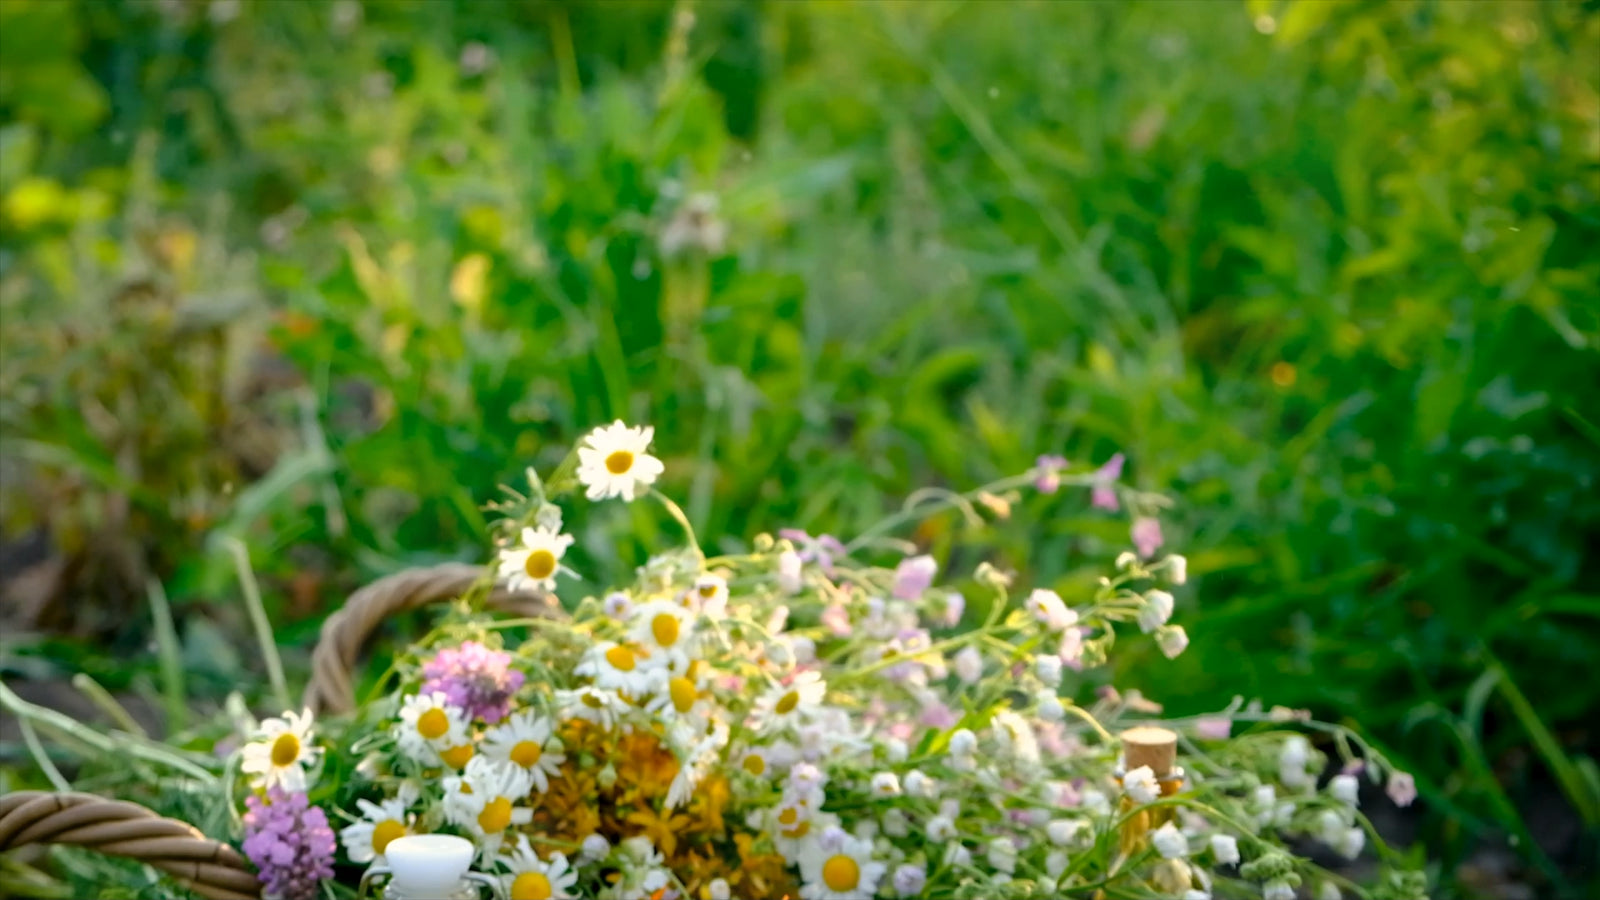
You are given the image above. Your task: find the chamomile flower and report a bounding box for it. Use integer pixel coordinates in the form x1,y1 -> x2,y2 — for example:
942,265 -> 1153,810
630,599 -> 697,656
240,708 -> 318,792
753,671 -> 827,734
497,526 -> 576,593
682,573 -> 728,616
576,421 -> 665,502
481,710 -> 565,793
499,836 -> 578,900
444,757 -> 534,857
556,686 -> 625,730
575,641 -> 657,696
772,799 -> 837,864
870,772 -> 902,797
738,746 -> 779,779
339,783 -> 419,865
799,833 -> 887,900
395,692 -> 470,767
666,722 -> 727,810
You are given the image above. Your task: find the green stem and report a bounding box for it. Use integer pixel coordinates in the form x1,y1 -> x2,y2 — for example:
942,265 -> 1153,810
224,537 -> 291,712
843,471 -> 1057,554
70,673 -> 148,738
17,715 -> 71,791
0,679 -> 216,783
650,489 -> 703,558
144,578 -> 187,732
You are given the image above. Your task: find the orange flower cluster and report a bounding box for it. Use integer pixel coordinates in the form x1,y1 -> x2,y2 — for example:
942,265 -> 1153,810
526,721 -> 797,900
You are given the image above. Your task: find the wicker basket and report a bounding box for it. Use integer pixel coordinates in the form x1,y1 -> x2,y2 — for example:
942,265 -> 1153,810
1,562 -> 558,900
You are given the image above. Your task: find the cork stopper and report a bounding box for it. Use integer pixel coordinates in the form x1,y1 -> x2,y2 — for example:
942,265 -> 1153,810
1121,726 -> 1178,777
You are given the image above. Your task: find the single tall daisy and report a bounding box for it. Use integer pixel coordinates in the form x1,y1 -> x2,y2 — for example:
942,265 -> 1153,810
241,708 -> 319,792
497,525 -> 576,594
576,421 -> 665,502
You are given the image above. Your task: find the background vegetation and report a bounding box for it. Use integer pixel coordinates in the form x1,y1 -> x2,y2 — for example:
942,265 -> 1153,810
2,0 -> 1597,897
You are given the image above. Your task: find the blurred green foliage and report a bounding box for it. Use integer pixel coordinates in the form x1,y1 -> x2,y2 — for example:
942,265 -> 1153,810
2,0 -> 1598,894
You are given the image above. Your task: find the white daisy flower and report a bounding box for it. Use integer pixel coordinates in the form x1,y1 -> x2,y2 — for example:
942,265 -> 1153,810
574,641 -> 657,697
869,772 -> 901,798
556,685 -> 625,730
666,722 -> 727,810
771,798 -> 835,864
926,815 -> 956,842
499,835 -> 578,900
444,757 -> 534,858
752,671 -> 827,734
738,746 -> 778,779
1123,765 -> 1161,804
339,782 -> 419,865
681,573 -> 728,616
630,599 -> 697,656
799,832 -> 887,900
641,666 -> 712,724
576,421 -> 665,502
482,710 -> 565,793
497,526 -> 576,594
240,708 -> 318,792
394,692 -> 471,767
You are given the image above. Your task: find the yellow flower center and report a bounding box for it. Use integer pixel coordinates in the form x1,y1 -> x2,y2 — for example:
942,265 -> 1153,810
669,677 -> 697,713
440,743 -> 474,769
269,732 -> 301,767
371,820 -> 406,855
652,613 -> 680,647
511,872 -> 553,900
606,645 -> 637,672
582,691 -> 605,708
742,753 -> 766,776
777,807 -> 799,827
780,820 -> 810,839
416,708 -> 450,740
697,583 -> 717,599
524,549 -> 557,580
478,796 -> 513,833
605,450 -> 634,474
775,691 -> 800,715
822,855 -> 860,891
510,740 -> 543,768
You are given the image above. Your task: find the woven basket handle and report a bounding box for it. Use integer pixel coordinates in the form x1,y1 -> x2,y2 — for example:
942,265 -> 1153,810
303,563 -> 559,717
0,791 -> 261,900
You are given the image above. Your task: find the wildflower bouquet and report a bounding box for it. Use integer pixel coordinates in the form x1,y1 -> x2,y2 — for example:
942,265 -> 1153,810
7,421 -> 1429,900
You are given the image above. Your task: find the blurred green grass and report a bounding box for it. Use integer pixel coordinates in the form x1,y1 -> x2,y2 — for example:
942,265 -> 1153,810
1,0 -> 1598,894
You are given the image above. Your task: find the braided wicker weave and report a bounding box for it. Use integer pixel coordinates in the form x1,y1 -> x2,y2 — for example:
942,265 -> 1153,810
1,564 -> 554,898
303,562 -> 560,716
0,791 -> 261,900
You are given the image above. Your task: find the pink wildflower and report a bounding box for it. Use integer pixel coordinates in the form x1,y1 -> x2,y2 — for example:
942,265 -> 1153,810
1091,453 -> 1125,511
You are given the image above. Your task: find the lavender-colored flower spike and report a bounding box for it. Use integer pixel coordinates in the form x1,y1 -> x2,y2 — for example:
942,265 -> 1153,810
421,640 -> 525,723
1091,453 -> 1125,511
242,789 -> 336,900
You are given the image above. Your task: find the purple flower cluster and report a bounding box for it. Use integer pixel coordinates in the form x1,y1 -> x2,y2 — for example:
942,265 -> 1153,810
242,789 -> 335,900
421,640 -> 525,723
